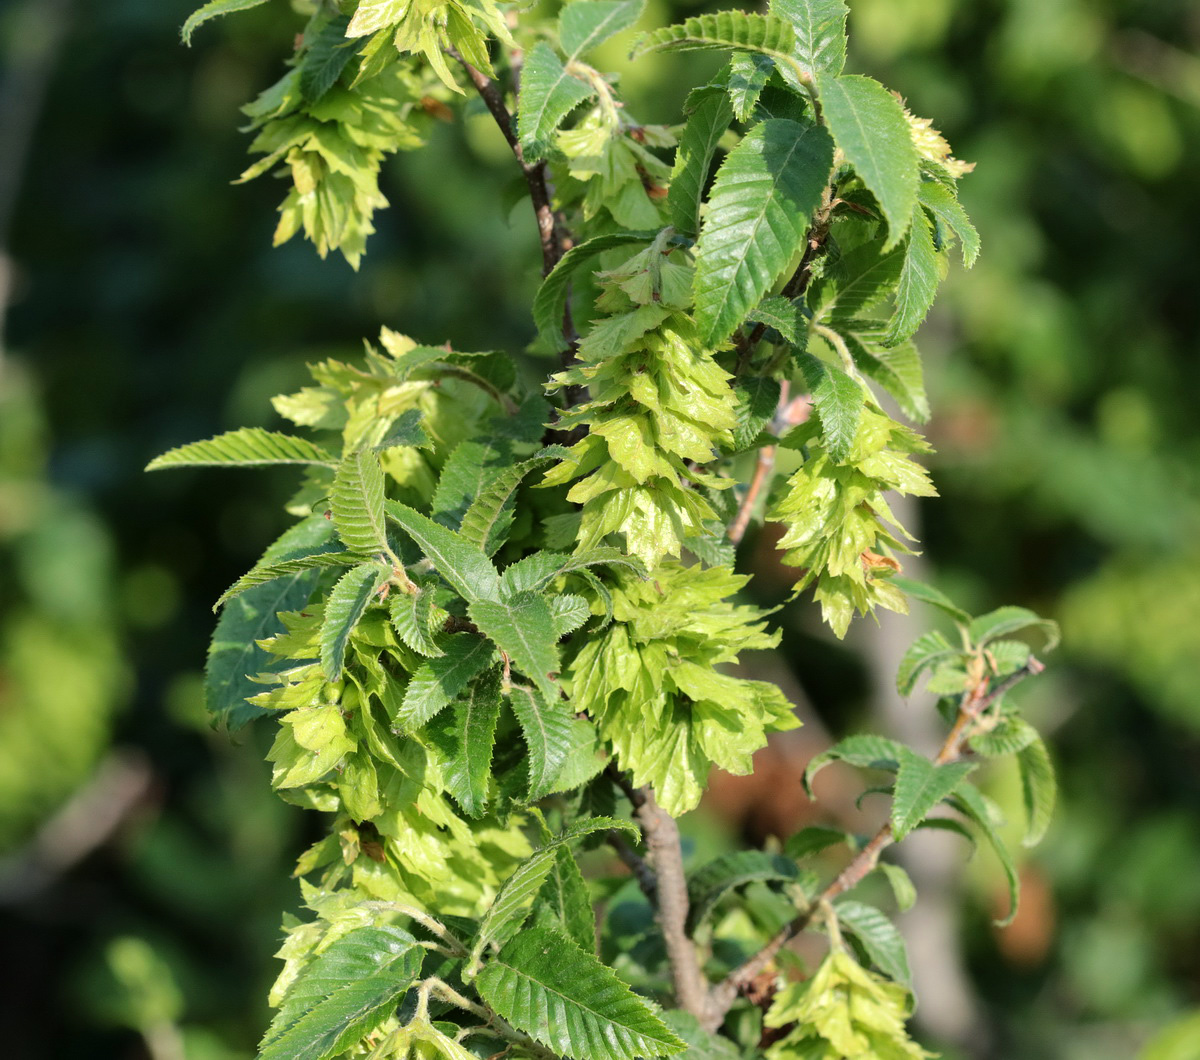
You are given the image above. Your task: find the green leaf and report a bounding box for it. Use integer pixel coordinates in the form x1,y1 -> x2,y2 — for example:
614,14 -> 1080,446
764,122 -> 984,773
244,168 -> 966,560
468,592 -> 560,703
470,817 -> 636,970
215,550 -> 357,611
784,825 -> 849,860
950,781 -> 1020,926
804,733 -> 903,797
808,238 -> 904,321
878,861 -> 916,912
731,376 -> 782,451
883,205 -> 941,346
969,714 -> 1039,758
663,1012 -> 742,1060
320,563 -> 389,680
686,850 -> 801,933
668,90 -> 734,237
537,845 -> 597,951
517,42 -> 594,159
798,352 -> 863,463
1017,734 -> 1056,847
506,682 -> 578,799
550,593 -> 591,636
816,73 -> 919,249
896,630 -> 960,696
890,747 -> 975,840
726,52 -> 774,122
769,0 -> 848,80
969,605 -> 1060,652
206,515 -> 333,730
747,294 -> 803,344
475,926 -> 685,1060
833,899 -> 910,984
385,501 -> 502,603
260,925 -> 423,1060
299,15 -> 358,103
146,428 -> 336,470
560,0 -> 644,58
181,0 -> 267,45
459,447 -> 569,555
388,589 -> 444,658
917,179 -> 980,267
396,635 -> 495,731
692,118 -> 834,345
426,669 -> 503,817
840,326 -> 929,423
332,449 -> 390,557
889,575 -> 971,624
534,232 -> 656,350
499,547 -> 644,596
373,408 -> 432,451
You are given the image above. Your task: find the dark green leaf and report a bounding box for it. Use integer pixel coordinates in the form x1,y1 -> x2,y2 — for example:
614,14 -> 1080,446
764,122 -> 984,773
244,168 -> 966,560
215,550 -> 356,611
686,850 -> 801,933
834,899 -> 910,984
517,42 -> 595,159
396,635 -> 495,731
726,52 -> 774,122
1017,734 -> 1056,846
784,825 -> 849,860
840,326 -> 929,423
459,447 -> 569,555
427,669 -> 503,817
475,926 -> 685,1060
918,179 -> 980,267
890,747 -> 975,840
816,72 -> 919,249
804,733 -> 904,797
299,16 -> 358,103
896,630 -> 961,696
146,428 -> 336,470
884,205 -> 942,346
373,408 -> 431,451
693,119 -> 834,345
969,714 -> 1039,757
808,238 -> 904,321
387,588 -> 444,658
537,845 -> 597,951
950,782 -> 1019,926
506,682 -> 578,799
747,294 -> 803,344
769,0 -> 848,80
969,605 -> 1060,652
669,90 -> 734,237
385,501 -> 502,603
731,376 -> 782,451
320,563 -> 389,680
798,352 -> 863,462
468,592 -> 560,705
332,449 -> 390,557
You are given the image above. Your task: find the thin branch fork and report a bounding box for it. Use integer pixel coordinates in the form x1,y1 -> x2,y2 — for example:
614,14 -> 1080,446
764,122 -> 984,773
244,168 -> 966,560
705,657 -> 1046,1027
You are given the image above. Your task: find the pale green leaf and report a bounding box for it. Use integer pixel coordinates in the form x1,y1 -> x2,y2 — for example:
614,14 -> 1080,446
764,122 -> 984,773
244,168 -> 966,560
950,781 -> 1020,926
890,747 -> 975,840
1017,734 -> 1056,846
346,0 -> 405,37
816,72 -> 919,249
833,899 -> 910,984
146,428 -> 336,470
396,635 -> 495,731
884,205 -> 941,346
426,669 -> 502,817
260,925 -> 423,1060
385,501 -> 502,603
320,563 -> 389,680
215,551 -> 357,611
475,926 -> 685,1060
798,352 -> 863,463
499,547 -> 644,597
517,42 -> 594,159
668,90 -> 734,237
804,733 -> 903,797
549,593 -> 591,636
181,0 -> 268,45
769,0 -> 848,80
560,0 -> 644,58
969,605 -> 1060,653
693,118 -> 834,345
686,850 -> 801,933
332,449 -> 390,557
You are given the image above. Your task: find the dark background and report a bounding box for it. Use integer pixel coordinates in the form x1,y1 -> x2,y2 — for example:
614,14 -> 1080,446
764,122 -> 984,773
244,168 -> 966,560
1,0 -> 1198,1056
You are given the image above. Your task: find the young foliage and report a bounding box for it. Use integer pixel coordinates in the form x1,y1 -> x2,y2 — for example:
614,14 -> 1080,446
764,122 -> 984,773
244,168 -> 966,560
163,0 -> 1060,1055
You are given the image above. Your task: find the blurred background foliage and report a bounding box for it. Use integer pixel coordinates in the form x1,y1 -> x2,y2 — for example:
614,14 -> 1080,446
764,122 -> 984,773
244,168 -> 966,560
0,0 -> 1197,1056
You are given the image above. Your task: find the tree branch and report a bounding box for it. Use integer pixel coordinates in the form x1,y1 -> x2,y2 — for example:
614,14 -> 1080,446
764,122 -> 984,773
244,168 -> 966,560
706,656 -> 1047,1025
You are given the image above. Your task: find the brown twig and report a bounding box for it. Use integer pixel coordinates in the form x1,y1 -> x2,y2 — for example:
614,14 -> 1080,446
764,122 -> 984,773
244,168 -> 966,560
705,657 -> 1046,1026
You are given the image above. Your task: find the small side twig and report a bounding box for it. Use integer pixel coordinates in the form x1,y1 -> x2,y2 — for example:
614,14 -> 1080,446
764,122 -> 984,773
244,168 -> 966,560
608,829 -> 657,902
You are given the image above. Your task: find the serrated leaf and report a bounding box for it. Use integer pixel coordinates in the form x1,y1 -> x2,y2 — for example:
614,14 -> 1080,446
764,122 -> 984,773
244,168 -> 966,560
884,205 -> 941,346
396,635 -> 495,730
889,575 -> 971,624
146,428 -> 336,470
181,0 -> 267,44
426,669 -> 502,817
385,501 -> 502,603
798,352 -> 863,462
784,825 -> 849,860
460,447 -> 569,555
747,294 -> 804,344
499,547 -> 644,596
878,861 -> 916,912
693,118 -> 834,345
731,376 -> 782,451
950,781 -> 1019,926
968,605 -> 1060,652
517,42 -> 594,159
534,232 -> 655,350
260,925 -> 423,1060
388,589 -> 444,657
345,0 -> 404,37
332,449 -> 390,557
808,238 -> 904,321
726,52 -> 774,122
537,845 -> 597,951
804,733 -> 904,797
918,179 -> 980,267
890,747 -> 974,840
840,326 -> 929,423
468,592 -> 560,703
215,550 -> 357,610
668,90 -> 734,237
769,0 -> 848,80
560,0 -> 644,58
475,926 -> 685,1060
969,714 -> 1038,757
299,16 -> 358,102
506,682 -> 578,799
550,593 -> 591,636
471,818 -> 636,969
206,515 -> 334,730
1017,734 -> 1056,847
320,563 -> 389,680
686,850 -> 801,933
816,72 -> 919,250
896,630 -> 961,696
373,408 -> 431,451
833,899 -> 910,984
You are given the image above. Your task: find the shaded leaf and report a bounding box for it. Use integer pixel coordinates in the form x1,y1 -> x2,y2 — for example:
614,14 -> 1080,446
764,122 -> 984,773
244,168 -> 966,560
215,550 -> 356,611
396,635 -> 495,731
840,326 -> 929,423
890,747 -> 975,840
506,682 -> 578,799
299,16 -> 358,103
798,352 -> 863,462
731,375 -> 782,451
878,861 -> 916,912
889,575 -> 971,624
833,899 -> 910,984
726,51 -> 774,122
784,825 -> 849,860
918,179 -> 980,267
1017,734 -> 1056,846
969,605 -> 1060,652
387,589 -> 444,658
181,0 -> 267,44
950,782 -> 1019,926
669,90 -> 734,237
804,733 -> 904,797
896,630 -> 960,696
686,850 -> 801,933
459,447 -> 569,555
320,563 -> 389,680
426,669 -> 503,817
517,42 -> 594,159
537,845 -> 597,951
